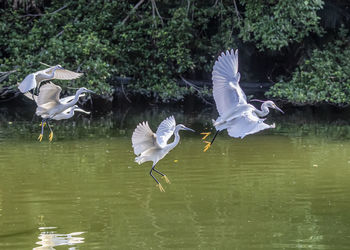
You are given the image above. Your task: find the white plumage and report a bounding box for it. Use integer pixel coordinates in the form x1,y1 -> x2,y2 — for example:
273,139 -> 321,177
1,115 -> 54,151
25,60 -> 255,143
131,116 -> 194,192
18,65 -> 83,93
202,49 -> 283,151
28,82 -> 93,142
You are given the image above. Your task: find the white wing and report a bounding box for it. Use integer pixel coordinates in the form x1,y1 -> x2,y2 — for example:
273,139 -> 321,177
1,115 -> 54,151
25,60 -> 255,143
37,82 -> 61,106
212,49 -> 247,116
50,68 -> 83,80
155,116 -> 176,148
132,121 -> 157,155
18,73 -> 37,93
227,111 -> 274,138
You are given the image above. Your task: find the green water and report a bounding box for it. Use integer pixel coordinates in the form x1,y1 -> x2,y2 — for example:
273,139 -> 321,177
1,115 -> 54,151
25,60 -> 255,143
1,107 -> 350,249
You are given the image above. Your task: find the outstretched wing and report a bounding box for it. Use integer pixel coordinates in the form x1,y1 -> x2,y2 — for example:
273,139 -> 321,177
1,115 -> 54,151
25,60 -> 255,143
18,73 -> 37,93
132,121 -> 157,155
212,49 -> 247,116
155,116 -> 176,148
37,82 -> 61,106
227,111 -> 274,138
52,68 -> 83,80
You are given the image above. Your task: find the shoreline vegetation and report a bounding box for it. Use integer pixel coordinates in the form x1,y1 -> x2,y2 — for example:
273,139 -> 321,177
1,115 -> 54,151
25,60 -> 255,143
0,1 -> 349,108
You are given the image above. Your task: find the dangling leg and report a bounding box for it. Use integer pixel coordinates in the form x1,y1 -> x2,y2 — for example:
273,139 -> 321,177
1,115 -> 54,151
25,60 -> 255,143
150,164 -> 165,192
38,119 -> 46,142
153,168 -> 171,184
203,130 -> 220,152
47,120 -> 54,142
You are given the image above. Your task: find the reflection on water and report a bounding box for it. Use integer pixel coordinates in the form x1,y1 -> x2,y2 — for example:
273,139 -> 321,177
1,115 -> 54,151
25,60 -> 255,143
0,105 -> 350,249
34,227 -> 84,249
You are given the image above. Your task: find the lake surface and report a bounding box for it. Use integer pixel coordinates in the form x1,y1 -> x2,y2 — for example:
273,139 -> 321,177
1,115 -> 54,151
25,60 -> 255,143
1,105 -> 350,249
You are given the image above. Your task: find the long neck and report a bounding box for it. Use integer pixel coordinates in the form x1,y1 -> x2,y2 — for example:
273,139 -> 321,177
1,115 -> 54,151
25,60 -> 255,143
167,128 -> 181,151
61,89 -> 83,109
254,102 -> 270,117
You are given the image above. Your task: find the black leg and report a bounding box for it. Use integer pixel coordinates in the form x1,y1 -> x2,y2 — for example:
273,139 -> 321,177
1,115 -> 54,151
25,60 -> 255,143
203,130 -> 220,152
38,118 -> 46,141
150,164 -> 165,192
210,130 -> 220,146
41,119 -> 46,134
150,165 -> 160,184
47,120 -> 54,142
153,167 -> 171,184
153,168 -> 165,177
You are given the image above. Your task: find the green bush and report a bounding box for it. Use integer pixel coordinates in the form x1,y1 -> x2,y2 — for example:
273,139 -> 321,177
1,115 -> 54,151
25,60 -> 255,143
267,28 -> 350,105
237,0 -> 324,51
0,1 -> 239,101
3,0 -> 348,105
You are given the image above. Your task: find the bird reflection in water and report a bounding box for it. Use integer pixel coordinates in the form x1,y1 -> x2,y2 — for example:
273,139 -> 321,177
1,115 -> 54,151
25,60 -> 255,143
33,227 -> 85,249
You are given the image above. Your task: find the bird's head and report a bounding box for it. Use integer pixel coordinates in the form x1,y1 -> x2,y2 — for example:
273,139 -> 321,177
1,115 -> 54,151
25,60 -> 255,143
77,87 -> 94,94
265,100 -> 284,114
55,64 -> 64,70
176,124 -> 195,132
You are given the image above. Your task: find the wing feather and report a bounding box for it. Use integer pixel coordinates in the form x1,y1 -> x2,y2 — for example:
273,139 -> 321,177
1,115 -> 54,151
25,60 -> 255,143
18,73 -> 37,93
212,49 -> 247,116
132,121 -> 157,155
53,69 -> 83,80
156,116 -> 176,148
37,82 -> 61,106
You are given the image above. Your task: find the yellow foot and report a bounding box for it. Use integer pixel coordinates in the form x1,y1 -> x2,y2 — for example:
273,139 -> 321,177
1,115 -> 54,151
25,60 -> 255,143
162,175 -> 171,184
49,131 -> 53,142
158,183 -> 165,192
203,141 -> 211,152
37,134 -> 43,142
200,132 -> 211,140
39,122 -> 46,127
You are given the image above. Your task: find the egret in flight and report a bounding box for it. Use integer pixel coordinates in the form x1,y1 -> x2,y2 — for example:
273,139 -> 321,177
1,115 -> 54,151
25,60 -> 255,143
34,82 -> 93,142
132,116 -> 194,192
24,92 -> 90,120
18,65 -> 83,93
201,49 -> 283,152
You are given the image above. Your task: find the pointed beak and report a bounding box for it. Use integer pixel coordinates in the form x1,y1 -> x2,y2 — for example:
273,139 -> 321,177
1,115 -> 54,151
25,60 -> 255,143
275,106 -> 284,114
183,127 -> 195,132
86,89 -> 95,94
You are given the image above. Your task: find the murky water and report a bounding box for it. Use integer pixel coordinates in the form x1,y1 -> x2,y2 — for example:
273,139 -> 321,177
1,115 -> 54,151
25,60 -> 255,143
1,105 -> 350,249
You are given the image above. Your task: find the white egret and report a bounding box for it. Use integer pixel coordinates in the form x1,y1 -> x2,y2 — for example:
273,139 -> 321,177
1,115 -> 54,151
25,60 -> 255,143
132,116 -> 194,192
24,91 -> 90,120
18,65 -> 83,93
201,49 -> 283,152
34,82 -> 93,142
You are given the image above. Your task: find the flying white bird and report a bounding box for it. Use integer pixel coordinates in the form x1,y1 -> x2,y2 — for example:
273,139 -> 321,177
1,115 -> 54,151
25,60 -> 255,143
201,49 -> 283,152
33,82 -> 93,142
132,116 -> 194,192
24,91 -> 90,120
18,64 -> 83,93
